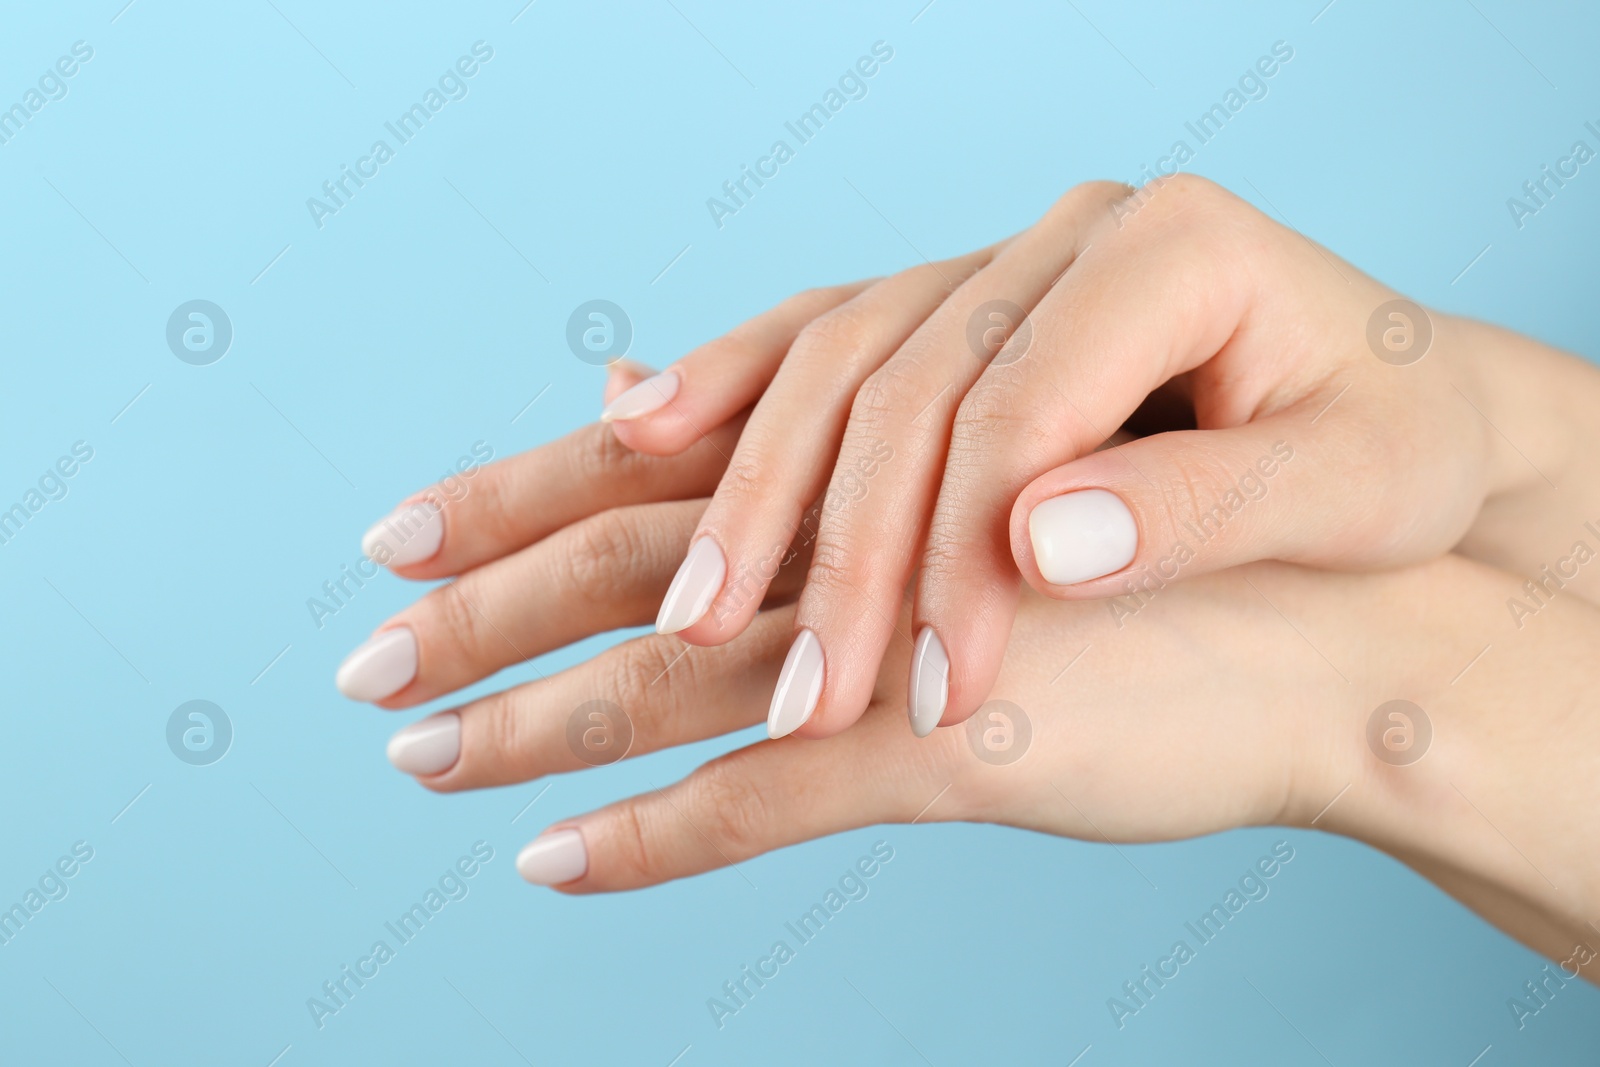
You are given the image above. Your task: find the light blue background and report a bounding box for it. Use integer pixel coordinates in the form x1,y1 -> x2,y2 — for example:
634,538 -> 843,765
2,1 -> 1597,1063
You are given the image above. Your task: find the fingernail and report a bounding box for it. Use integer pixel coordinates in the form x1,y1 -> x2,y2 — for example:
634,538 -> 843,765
1028,489 -> 1138,586
768,629 -> 824,739
656,537 -> 726,634
908,626 -> 949,738
362,501 -> 443,568
335,627 -> 417,702
517,828 -> 588,885
600,371 -> 679,422
386,712 -> 460,776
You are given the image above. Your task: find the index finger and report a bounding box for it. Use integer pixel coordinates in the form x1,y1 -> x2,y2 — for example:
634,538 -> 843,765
363,416 -> 744,581
915,176 -> 1262,728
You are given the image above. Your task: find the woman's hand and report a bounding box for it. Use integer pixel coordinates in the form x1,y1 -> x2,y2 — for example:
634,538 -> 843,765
371,483 -> 1600,976
602,173 -> 1589,743
337,390 -> 1600,977
332,365 -> 769,711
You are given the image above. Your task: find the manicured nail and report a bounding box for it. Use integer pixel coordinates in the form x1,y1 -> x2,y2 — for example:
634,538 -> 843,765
656,537 -> 726,634
908,626 -> 949,738
362,501 -> 443,568
768,629 -> 824,739
386,712 -> 460,776
517,828 -> 588,885
1028,489 -> 1138,586
335,627 -> 417,702
600,371 -> 679,422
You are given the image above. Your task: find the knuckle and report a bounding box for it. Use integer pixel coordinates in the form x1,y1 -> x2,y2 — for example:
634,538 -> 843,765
607,799 -> 665,883
1131,172 -> 1229,233
417,577 -> 492,666
1158,455 -> 1241,549
951,380 -> 1013,432
608,634 -> 686,718
562,510 -> 642,603
803,534 -> 866,600
1054,179 -> 1139,219
914,525 -> 970,589
949,385 -> 1042,460
850,359 -> 929,434
715,447 -> 772,508
569,421 -> 645,486
477,688 -> 534,774
684,756 -> 769,857
791,302 -> 873,366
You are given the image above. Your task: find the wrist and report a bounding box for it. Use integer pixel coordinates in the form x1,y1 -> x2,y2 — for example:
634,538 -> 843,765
1306,555 -> 1600,935
1449,313 -> 1589,500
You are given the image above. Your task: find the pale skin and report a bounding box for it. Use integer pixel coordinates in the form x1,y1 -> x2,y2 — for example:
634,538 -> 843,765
603,174 -> 1600,741
341,176 -> 1600,981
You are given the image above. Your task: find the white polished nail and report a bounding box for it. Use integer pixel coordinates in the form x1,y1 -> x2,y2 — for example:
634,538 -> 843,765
656,537 -> 727,634
908,627 -> 950,738
335,627 -> 417,702
517,828 -> 588,885
600,371 -> 679,422
362,501 -> 443,568
768,629 -> 824,739
1028,489 -> 1139,586
386,712 -> 460,776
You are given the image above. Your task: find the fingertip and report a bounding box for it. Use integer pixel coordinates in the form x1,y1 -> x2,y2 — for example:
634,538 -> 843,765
655,536 -> 726,635
907,626 -> 949,738
767,629 -> 823,739
517,827 -> 589,887
600,369 -> 680,423
386,711 -> 461,778
362,499 -> 445,572
602,359 -> 657,404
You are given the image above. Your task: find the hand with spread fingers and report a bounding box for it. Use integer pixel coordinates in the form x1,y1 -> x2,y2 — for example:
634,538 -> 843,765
601,173 -> 1597,742
334,364 -> 1600,981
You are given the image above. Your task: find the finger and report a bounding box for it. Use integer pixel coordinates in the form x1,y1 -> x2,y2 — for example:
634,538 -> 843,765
1012,413 -> 1372,601
604,282 -> 872,454
918,175 -> 1293,729
780,183 -> 1133,741
658,245 -> 1004,653
513,699 -> 962,891
338,499 -> 810,707
361,417 -> 742,581
603,359 -> 658,405
387,605 -> 800,791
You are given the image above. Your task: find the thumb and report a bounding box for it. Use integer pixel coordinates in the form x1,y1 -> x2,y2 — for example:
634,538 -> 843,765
1009,416 -> 1329,600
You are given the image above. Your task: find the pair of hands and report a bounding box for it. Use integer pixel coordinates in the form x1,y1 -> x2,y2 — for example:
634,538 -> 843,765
334,176 -> 1600,976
